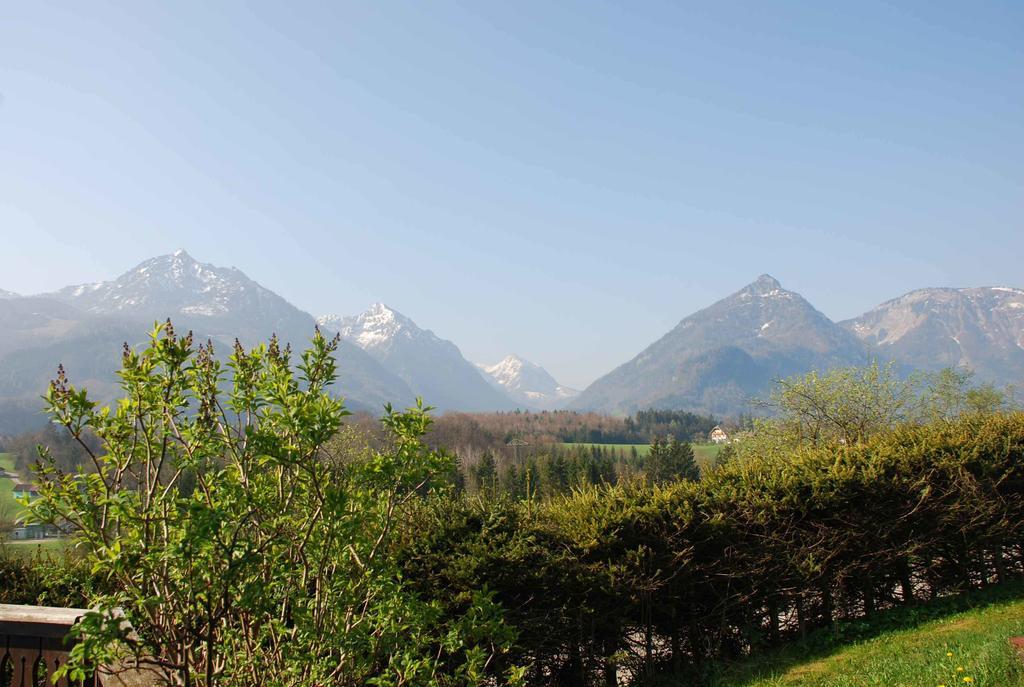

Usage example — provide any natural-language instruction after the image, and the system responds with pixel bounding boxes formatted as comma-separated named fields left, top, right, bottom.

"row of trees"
left=1, top=422, right=101, bottom=473
left=464, top=436, right=701, bottom=498
left=566, top=410, right=720, bottom=445
left=421, top=409, right=722, bottom=467
left=745, top=362, right=1015, bottom=452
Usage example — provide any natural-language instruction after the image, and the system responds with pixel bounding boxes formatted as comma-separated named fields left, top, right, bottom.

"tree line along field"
left=420, top=408, right=724, bottom=454
left=560, top=441, right=724, bottom=464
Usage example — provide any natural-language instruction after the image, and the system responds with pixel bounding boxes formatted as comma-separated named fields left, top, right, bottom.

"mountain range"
left=840, top=287, right=1024, bottom=383
left=316, top=304, right=516, bottom=412
left=0, top=251, right=1021, bottom=432
left=570, top=276, right=1024, bottom=415
left=0, top=251, right=567, bottom=431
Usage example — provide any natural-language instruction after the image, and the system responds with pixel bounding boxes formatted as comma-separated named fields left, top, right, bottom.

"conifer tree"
left=666, top=436, right=700, bottom=482
left=646, top=435, right=700, bottom=483
left=475, top=451, right=498, bottom=494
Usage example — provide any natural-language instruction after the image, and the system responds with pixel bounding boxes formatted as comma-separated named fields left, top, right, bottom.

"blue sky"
left=1, top=1, right=1021, bottom=388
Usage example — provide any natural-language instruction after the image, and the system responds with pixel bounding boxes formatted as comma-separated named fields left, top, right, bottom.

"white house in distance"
left=709, top=426, right=729, bottom=444
left=11, top=483, right=39, bottom=501
left=7, top=481, right=57, bottom=540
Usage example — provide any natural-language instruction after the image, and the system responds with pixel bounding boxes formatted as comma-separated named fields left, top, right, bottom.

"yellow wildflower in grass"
left=956, top=666, right=964, bottom=672
left=963, top=678, right=973, bottom=684
left=946, top=651, right=954, bottom=657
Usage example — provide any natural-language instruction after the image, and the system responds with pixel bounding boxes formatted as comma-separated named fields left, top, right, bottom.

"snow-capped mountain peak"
left=480, top=354, right=530, bottom=388
left=736, top=273, right=794, bottom=302
left=319, top=303, right=441, bottom=352
left=477, top=354, right=579, bottom=409
left=49, top=250, right=256, bottom=317
left=0, top=288, right=20, bottom=299
left=318, top=304, right=516, bottom=411
left=353, top=302, right=405, bottom=345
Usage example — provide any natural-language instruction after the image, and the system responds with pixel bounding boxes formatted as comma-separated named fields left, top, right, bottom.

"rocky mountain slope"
left=841, top=286, right=1024, bottom=384
left=47, top=250, right=316, bottom=345
left=476, top=355, right=578, bottom=410
left=571, top=275, right=871, bottom=415
left=318, top=304, right=517, bottom=412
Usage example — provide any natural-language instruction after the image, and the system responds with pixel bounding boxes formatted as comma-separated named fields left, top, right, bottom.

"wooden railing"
left=0, top=605, right=156, bottom=687
left=0, top=604, right=91, bottom=687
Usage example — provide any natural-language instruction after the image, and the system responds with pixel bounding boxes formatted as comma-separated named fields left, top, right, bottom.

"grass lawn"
left=0, top=452, right=23, bottom=518
left=704, top=583, right=1024, bottom=687
left=0, top=538, right=71, bottom=561
left=560, top=442, right=723, bottom=468
left=693, top=443, right=724, bottom=464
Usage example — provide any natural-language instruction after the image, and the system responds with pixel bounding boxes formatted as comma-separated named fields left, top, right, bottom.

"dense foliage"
left=0, top=553, right=100, bottom=607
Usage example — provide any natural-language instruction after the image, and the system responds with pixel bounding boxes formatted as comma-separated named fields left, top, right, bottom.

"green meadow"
left=0, top=452, right=20, bottom=517
left=0, top=537, right=71, bottom=561
left=704, top=584, right=1024, bottom=687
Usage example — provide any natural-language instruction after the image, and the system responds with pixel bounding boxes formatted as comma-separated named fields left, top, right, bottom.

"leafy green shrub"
left=29, top=323, right=521, bottom=687
left=0, top=551, right=99, bottom=607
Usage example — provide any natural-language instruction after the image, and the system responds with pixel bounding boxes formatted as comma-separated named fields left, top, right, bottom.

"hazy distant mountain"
left=318, top=304, right=517, bottom=412
left=0, top=295, right=145, bottom=433
left=0, top=295, right=87, bottom=359
left=476, top=355, right=578, bottom=410
left=46, top=250, right=316, bottom=345
left=571, top=275, right=871, bottom=415
left=0, top=252, right=414, bottom=432
left=842, top=286, right=1024, bottom=385
left=0, top=288, right=19, bottom=299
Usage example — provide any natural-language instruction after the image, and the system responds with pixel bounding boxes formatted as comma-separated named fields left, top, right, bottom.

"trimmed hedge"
left=397, top=413, right=1024, bottom=685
